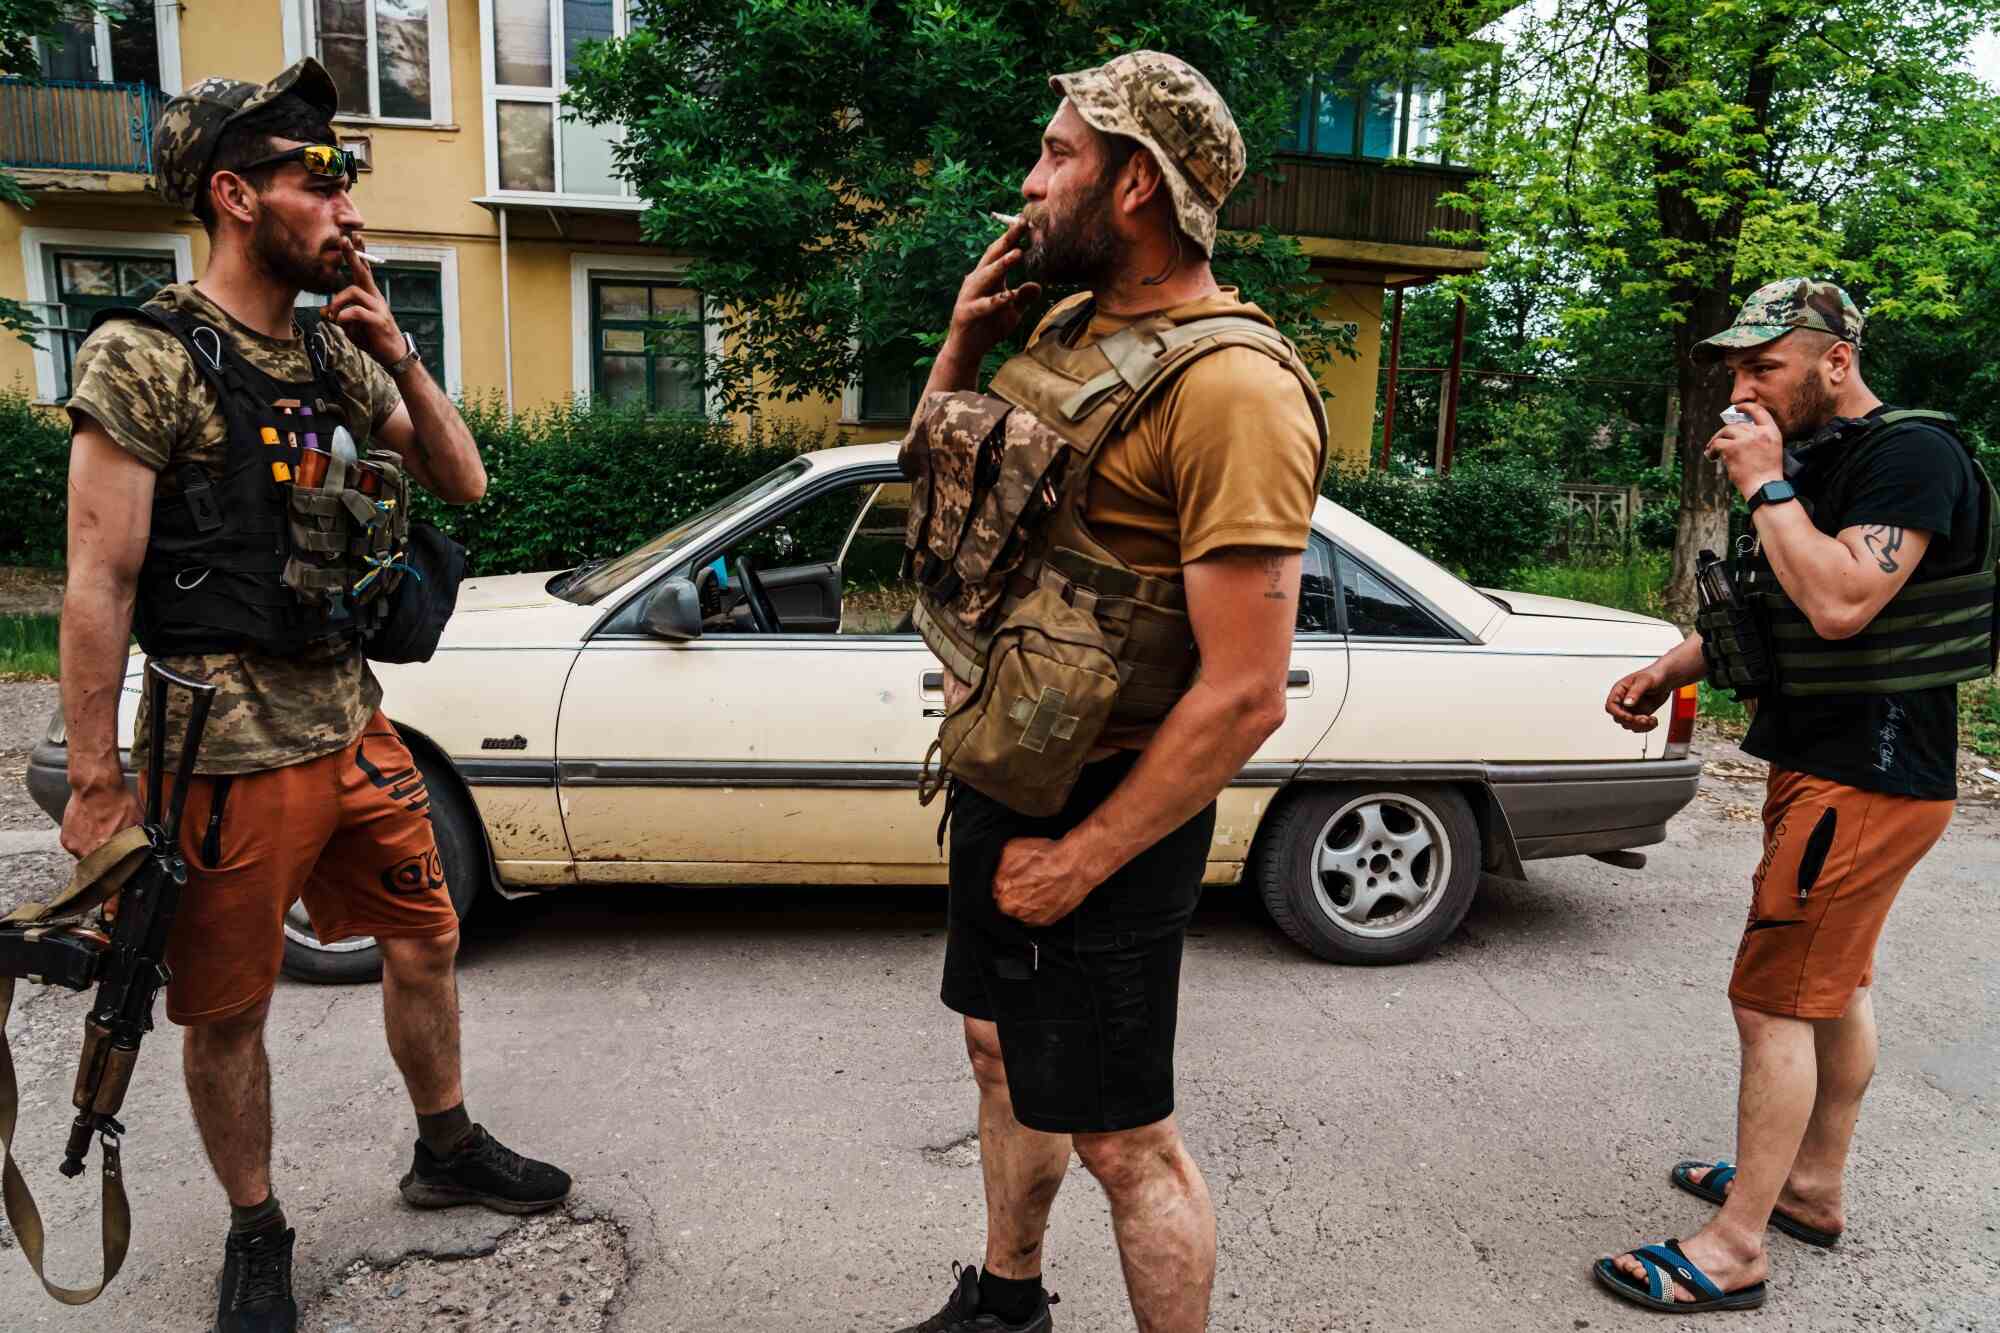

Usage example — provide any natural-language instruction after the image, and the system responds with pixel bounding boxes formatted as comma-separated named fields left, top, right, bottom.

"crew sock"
left=228, top=1194, right=285, bottom=1237
left=978, top=1269, right=1044, bottom=1325
left=417, top=1102, right=475, bottom=1156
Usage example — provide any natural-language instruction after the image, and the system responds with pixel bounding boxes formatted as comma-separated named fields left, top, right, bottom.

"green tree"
left=1435, top=0, right=1999, bottom=621
left=565, top=0, right=1369, bottom=413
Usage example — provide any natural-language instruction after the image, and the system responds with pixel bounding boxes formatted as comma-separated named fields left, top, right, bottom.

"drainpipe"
left=499, top=206, right=514, bottom=416
left=1379, top=285, right=1406, bottom=470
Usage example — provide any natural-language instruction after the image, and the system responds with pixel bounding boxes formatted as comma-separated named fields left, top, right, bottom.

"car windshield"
left=552, top=459, right=813, bottom=605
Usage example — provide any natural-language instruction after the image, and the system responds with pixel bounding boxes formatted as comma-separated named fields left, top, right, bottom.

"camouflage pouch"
left=921, top=586, right=1119, bottom=817
left=282, top=449, right=409, bottom=606
left=949, top=409, right=1074, bottom=632
left=902, top=391, right=1011, bottom=584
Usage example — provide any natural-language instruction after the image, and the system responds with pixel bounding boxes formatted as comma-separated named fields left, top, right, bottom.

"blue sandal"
left=1672, top=1159, right=1842, bottom=1248
left=1593, top=1238, right=1768, bottom=1314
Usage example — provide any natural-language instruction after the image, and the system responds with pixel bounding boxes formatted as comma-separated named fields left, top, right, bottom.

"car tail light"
left=1664, top=684, right=1698, bottom=758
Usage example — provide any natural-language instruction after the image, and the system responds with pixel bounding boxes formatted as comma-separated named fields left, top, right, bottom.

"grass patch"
left=1509, top=551, right=1670, bottom=619
left=1963, top=672, right=2000, bottom=761
left=0, top=614, right=58, bottom=681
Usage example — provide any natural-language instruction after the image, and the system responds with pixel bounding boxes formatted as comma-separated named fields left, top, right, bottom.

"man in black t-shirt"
left=1594, top=280, right=1979, bottom=1315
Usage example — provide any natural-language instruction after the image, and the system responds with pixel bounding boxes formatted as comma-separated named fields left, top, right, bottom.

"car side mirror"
left=640, top=578, right=703, bottom=641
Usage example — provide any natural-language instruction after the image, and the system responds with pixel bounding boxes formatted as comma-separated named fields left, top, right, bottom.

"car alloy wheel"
left=1254, top=782, right=1482, bottom=965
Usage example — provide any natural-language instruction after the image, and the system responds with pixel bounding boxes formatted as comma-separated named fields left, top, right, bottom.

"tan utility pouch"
left=921, top=587, right=1119, bottom=817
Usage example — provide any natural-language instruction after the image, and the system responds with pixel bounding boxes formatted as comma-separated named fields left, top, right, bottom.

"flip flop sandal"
left=1593, top=1238, right=1768, bottom=1314
left=1672, top=1159, right=1843, bottom=1248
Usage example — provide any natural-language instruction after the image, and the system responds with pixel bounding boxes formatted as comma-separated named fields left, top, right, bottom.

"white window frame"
left=286, top=0, right=455, bottom=127
left=18, top=226, right=195, bottom=403
left=568, top=252, right=720, bottom=417
left=359, top=243, right=463, bottom=396
left=29, top=7, right=181, bottom=91
left=480, top=0, right=634, bottom=201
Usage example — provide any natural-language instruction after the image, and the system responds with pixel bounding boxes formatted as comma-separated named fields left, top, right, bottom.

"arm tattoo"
left=1261, top=555, right=1289, bottom=601
left=1862, top=524, right=1904, bottom=574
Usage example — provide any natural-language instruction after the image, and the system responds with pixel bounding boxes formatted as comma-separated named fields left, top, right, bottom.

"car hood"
left=452, top=571, right=566, bottom=613
left=1481, top=589, right=1668, bottom=627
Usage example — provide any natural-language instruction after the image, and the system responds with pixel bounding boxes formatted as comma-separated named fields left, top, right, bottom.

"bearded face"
left=250, top=200, right=346, bottom=296
left=1019, top=161, right=1127, bottom=289
left=1772, top=361, right=1837, bottom=440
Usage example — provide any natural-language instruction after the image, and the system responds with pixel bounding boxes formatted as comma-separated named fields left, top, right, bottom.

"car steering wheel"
left=734, top=555, right=782, bottom=633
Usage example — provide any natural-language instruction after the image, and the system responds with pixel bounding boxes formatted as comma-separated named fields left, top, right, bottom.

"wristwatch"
left=1746, top=479, right=1798, bottom=515
left=384, top=332, right=422, bottom=378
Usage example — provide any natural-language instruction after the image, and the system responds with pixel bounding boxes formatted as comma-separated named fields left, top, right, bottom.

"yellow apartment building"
left=0, top=1, right=1484, bottom=461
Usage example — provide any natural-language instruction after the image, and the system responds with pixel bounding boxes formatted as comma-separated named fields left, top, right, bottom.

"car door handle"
left=921, top=670, right=944, bottom=692
left=1286, top=669, right=1310, bottom=688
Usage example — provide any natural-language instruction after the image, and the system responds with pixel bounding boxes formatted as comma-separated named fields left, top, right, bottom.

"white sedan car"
left=29, top=443, right=1700, bottom=980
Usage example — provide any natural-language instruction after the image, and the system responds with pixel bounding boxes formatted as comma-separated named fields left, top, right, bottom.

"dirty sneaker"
left=398, top=1123, right=571, bottom=1214
left=214, top=1225, right=297, bottom=1333
left=893, top=1262, right=1057, bottom=1332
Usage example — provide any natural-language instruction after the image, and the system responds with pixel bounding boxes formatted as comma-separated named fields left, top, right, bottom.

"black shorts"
left=940, top=753, right=1216, bottom=1134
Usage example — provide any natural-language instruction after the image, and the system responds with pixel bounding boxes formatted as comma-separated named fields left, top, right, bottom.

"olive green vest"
left=908, top=296, right=1330, bottom=724
left=1750, top=410, right=1998, bottom=697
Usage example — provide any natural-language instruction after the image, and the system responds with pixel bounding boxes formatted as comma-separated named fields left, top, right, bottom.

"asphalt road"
left=1, top=680, right=1995, bottom=1331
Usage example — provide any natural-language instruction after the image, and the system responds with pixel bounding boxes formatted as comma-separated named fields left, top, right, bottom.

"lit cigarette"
left=989, top=211, right=1021, bottom=227
left=344, top=245, right=373, bottom=268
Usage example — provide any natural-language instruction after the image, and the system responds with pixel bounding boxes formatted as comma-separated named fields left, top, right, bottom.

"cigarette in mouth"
left=343, top=244, right=372, bottom=267
left=989, top=211, right=1021, bottom=227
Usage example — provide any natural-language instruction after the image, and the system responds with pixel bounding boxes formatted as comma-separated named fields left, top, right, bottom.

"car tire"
left=1255, top=782, right=1481, bottom=965
left=280, top=739, right=484, bottom=985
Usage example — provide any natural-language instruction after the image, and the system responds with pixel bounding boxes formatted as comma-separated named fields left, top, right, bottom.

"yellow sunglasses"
left=238, top=143, right=358, bottom=186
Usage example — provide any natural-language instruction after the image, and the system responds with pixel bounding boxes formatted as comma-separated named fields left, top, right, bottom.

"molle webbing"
left=1755, top=410, right=1999, bottom=697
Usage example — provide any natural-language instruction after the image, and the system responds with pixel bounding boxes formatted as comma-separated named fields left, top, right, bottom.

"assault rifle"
left=0, top=661, right=216, bottom=1304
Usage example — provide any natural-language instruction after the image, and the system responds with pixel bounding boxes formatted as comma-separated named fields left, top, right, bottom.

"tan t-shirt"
left=1029, top=288, right=1326, bottom=745
left=67, top=282, right=403, bottom=775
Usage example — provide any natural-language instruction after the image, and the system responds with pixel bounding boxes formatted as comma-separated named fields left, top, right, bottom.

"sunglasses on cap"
left=237, top=143, right=358, bottom=187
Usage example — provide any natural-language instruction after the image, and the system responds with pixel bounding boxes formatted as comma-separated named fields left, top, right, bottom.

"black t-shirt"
left=1741, top=406, right=1980, bottom=800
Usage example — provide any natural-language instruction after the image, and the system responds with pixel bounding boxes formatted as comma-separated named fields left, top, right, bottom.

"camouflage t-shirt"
left=66, top=282, right=403, bottom=775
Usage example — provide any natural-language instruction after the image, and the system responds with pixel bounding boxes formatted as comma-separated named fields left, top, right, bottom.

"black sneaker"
left=214, top=1225, right=297, bottom=1333
left=398, top=1124, right=571, bottom=1214
left=893, top=1262, right=1057, bottom=1332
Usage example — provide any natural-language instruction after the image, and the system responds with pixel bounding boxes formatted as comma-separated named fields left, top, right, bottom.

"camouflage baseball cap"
left=1050, top=50, right=1245, bottom=256
left=1691, top=278, right=1865, bottom=365
left=154, top=58, right=340, bottom=212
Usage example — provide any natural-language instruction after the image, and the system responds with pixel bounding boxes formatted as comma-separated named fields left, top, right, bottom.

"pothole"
left=923, top=1131, right=981, bottom=1169
left=304, top=1209, right=629, bottom=1332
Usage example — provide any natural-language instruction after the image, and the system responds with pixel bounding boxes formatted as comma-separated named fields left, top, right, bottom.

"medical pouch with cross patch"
left=903, top=294, right=1330, bottom=815
left=926, top=587, right=1120, bottom=816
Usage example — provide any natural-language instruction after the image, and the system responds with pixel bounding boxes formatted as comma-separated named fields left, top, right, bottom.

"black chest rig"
left=94, top=302, right=413, bottom=659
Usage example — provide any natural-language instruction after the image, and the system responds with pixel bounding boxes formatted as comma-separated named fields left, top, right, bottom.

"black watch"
left=1746, top=479, right=1798, bottom=514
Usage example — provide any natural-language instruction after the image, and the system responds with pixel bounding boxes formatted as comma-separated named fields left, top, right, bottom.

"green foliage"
left=0, top=387, right=69, bottom=565
left=0, top=613, right=59, bottom=680
left=1511, top=551, right=1670, bottom=619
left=409, top=398, right=831, bottom=578
left=566, top=0, right=1352, bottom=411
left=1320, top=454, right=1561, bottom=587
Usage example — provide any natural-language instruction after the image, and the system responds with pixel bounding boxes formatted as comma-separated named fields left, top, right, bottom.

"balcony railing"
left=0, top=78, right=165, bottom=175
left=1221, top=156, right=1480, bottom=251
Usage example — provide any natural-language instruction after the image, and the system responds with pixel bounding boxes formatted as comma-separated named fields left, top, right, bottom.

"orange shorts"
left=141, top=711, right=458, bottom=1026
left=1730, top=768, right=1953, bottom=1020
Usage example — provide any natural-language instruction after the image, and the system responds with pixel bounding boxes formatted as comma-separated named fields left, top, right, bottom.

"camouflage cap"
left=154, top=58, right=340, bottom=212
left=1050, top=50, right=1245, bottom=256
left=1691, top=278, right=1865, bottom=365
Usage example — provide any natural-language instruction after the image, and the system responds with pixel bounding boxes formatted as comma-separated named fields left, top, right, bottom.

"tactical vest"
left=1741, top=410, right=1999, bottom=697
left=901, top=297, right=1329, bottom=814
left=92, top=302, right=413, bottom=659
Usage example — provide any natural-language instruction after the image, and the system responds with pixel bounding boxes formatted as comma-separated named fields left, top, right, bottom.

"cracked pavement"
left=2, top=679, right=1995, bottom=1330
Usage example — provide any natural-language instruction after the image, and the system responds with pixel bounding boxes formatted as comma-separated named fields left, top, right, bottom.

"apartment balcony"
left=0, top=78, right=166, bottom=193
left=1221, top=155, right=1485, bottom=277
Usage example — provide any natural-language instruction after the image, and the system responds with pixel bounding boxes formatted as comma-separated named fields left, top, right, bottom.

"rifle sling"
left=0, top=824, right=150, bottom=1304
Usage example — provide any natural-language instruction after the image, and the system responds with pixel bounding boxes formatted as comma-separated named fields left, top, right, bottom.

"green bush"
left=1636, top=498, right=1679, bottom=550
left=0, top=387, right=70, bottom=566
left=1321, top=454, right=1562, bottom=587
left=410, top=398, right=833, bottom=577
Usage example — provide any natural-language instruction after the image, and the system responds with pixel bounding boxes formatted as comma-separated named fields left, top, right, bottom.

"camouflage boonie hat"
left=154, top=58, right=340, bottom=212
left=1050, top=50, right=1245, bottom=256
left=1692, top=278, right=1864, bottom=365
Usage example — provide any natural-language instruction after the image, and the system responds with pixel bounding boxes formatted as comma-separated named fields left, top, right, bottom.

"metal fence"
left=1555, top=482, right=1646, bottom=556
left=0, top=78, right=164, bottom=174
